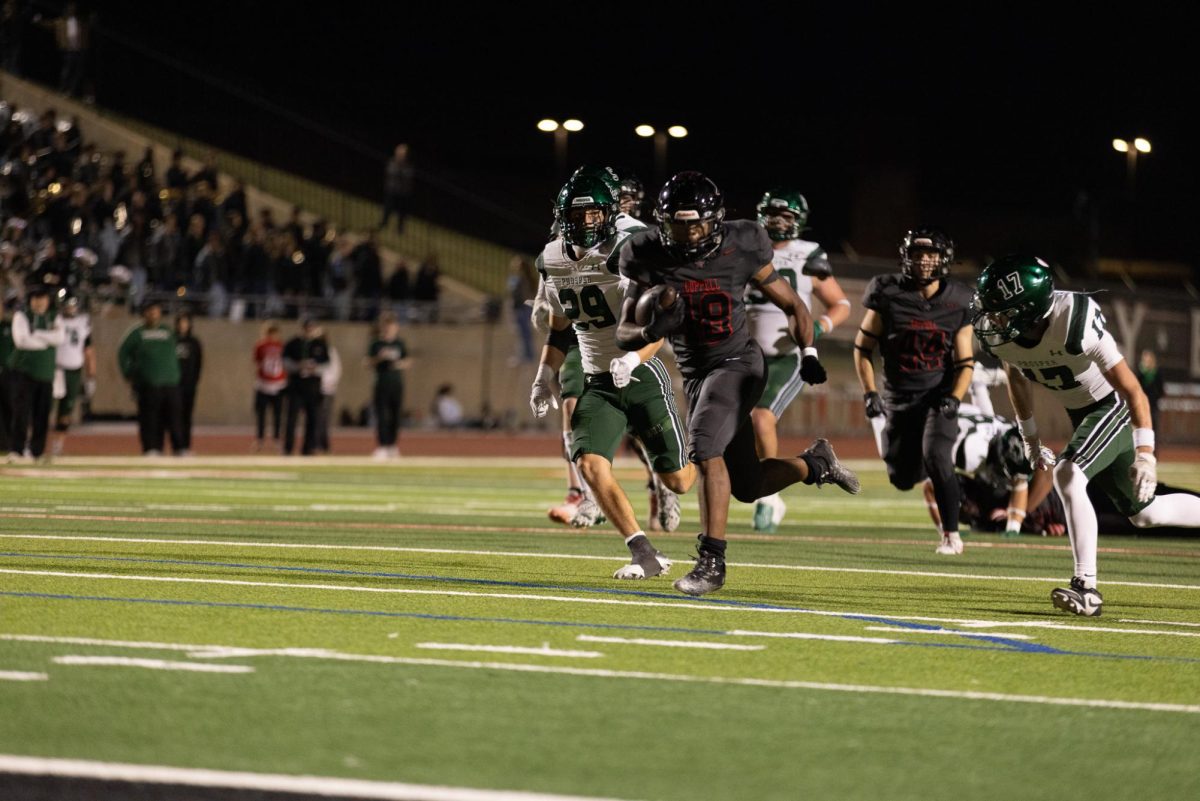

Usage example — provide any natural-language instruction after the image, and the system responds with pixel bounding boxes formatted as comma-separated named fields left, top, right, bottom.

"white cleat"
left=752, top=493, right=787, bottom=532
left=570, top=498, right=606, bottom=528
left=613, top=551, right=672, bottom=580
left=935, top=531, right=964, bottom=555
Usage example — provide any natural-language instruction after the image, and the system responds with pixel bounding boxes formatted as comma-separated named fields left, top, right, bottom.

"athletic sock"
left=800, top=452, right=823, bottom=485
left=698, top=534, right=726, bottom=558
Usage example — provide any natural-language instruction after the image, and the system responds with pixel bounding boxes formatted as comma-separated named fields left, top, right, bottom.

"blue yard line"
left=4, top=590, right=1198, bottom=664
left=849, top=615, right=1062, bottom=654
left=0, top=551, right=1079, bottom=653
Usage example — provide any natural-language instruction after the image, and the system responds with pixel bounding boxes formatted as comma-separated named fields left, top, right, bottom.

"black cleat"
left=803, top=438, right=861, bottom=494
left=674, top=549, right=726, bottom=596
left=1051, top=577, right=1103, bottom=617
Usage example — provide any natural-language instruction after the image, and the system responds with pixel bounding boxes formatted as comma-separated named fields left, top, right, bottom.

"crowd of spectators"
left=1, top=96, right=441, bottom=322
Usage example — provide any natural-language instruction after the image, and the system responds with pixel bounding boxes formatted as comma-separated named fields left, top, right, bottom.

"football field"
left=1, top=456, right=1198, bottom=801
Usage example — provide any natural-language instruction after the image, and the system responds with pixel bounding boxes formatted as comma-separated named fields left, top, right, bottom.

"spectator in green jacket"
left=118, top=300, right=184, bottom=456
left=0, top=293, right=16, bottom=455
left=7, top=286, right=64, bottom=463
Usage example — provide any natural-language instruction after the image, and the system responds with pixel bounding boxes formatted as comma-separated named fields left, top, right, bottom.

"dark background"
left=12, top=2, right=1198, bottom=271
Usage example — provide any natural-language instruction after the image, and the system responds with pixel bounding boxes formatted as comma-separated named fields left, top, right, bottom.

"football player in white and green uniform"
left=530, top=172, right=696, bottom=579
left=51, top=295, right=95, bottom=457
left=743, top=190, right=851, bottom=531
left=974, top=255, right=1200, bottom=616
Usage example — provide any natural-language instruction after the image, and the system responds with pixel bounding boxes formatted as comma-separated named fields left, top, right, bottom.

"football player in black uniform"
left=617, top=171, right=860, bottom=596
left=853, top=228, right=976, bottom=555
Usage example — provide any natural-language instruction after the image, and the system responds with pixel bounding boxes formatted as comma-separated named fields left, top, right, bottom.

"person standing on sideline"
left=380, top=144, right=414, bottom=234
left=317, top=338, right=340, bottom=454
left=368, top=313, right=411, bottom=458
left=118, top=300, right=184, bottom=456
left=7, top=286, right=64, bottom=463
left=174, top=313, right=203, bottom=455
left=51, top=294, right=95, bottom=458
left=0, top=293, right=17, bottom=455
left=253, top=322, right=287, bottom=452
left=281, top=318, right=329, bottom=456
left=1137, top=350, right=1165, bottom=434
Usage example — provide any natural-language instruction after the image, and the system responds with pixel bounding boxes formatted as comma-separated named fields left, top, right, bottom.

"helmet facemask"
left=899, top=229, right=954, bottom=285
left=657, top=208, right=725, bottom=261
left=559, top=201, right=613, bottom=249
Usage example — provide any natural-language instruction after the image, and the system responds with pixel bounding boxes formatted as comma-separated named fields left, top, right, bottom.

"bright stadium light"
left=539, top=118, right=584, bottom=174
left=637, top=124, right=690, bottom=182
left=668, top=125, right=688, bottom=138
left=635, top=124, right=656, bottom=137
left=1113, top=135, right=1152, bottom=200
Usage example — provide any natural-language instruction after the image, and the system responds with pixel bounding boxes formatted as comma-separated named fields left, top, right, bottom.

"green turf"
left=1, top=457, right=1198, bottom=800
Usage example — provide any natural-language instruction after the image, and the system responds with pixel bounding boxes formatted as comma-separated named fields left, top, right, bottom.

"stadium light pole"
left=539, top=119, right=584, bottom=177
left=636, top=124, right=688, bottom=184
left=1112, top=137, right=1151, bottom=200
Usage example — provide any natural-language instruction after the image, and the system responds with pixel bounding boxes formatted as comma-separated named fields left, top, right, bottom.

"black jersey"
left=863, top=273, right=973, bottom=396
left=618, top=220, right=774, bottom=378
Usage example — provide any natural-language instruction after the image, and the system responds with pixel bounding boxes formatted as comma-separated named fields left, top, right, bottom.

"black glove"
left=864, top=391, right=885, bottom=419
left=800, top=354, right=827, bottom=385
left=641, top=299, right=686, bottom=343
left=938, top=395, right=961, bottom=420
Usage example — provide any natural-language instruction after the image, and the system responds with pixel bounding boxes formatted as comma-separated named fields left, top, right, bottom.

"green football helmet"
left=555, top=173, right=620, bottom=248
left=571, top=164, right=621, bottom=196
left=756, top=189, right=810, bottom=241
left=972, top=255, right=1055, bottom=347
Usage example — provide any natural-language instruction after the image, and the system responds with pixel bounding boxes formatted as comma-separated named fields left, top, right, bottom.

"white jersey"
left=55, top=313, right=91, bottom=370
left=989, top=292, right=1123, bottom=410
left=954, top=403, right=1012, bottom=473
left=743, top=238, right=824, bottom=356
left=537, top=215, right=646, bottom=374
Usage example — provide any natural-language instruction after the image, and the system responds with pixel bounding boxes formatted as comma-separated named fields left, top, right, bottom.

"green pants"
left=569, top=357, right=688, bottom=473
left=755, top=352, right=805, bottom=416
left=559, top=346, right=584, bottom=400
left=1062, top=393, right=1150, bottom=517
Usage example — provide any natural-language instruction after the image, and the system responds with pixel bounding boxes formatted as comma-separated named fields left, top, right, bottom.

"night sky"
left=19, top=3, right=1199, bottom=267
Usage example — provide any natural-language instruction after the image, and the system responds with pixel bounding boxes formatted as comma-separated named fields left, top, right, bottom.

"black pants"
left=180, top=383, right=197, bottom=450
left=284, top=379, right=322, bottom=455
left=255, top=391, right=283, bottom=441
left=882, top=391, right=960, bottom=533
left=9, top=372, right=53, bottom=457
left=374, top=380, right=404, bottom=446
left=380, top=193, right=409, bottom=234
left=0, top=370, right=12, bottom=453
left=316, top=395, right=333, bottom=453
left=683, top=344, right=768, bottom=503
left=136, top=384, right=185, bottom=454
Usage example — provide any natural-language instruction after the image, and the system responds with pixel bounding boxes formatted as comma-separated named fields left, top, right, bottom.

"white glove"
left=1023, top=437, right=1057, bottom=471
left=609, top=352, right=641, bottom=389
left=1130, top=452, right=1157, bottom=504
left=529, top=364, right=560, bottom=418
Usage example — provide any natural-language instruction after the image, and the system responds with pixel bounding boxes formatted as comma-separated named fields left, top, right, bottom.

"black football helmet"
left=899, top=227, right=954, bottom=285
left=609, top=166, right=645, bottom=219
left=654, top=171, right=725, bottom=261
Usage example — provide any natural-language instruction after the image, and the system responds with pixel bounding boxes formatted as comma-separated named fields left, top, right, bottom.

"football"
left=634, top=285, right=679, bottom=325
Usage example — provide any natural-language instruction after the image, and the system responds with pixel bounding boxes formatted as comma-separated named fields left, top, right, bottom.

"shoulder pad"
left=801, top=249, right=832, bottom=279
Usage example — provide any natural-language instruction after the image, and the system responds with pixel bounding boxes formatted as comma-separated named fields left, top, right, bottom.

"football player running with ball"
left=973, top=255, right=1200, bottom=616
left=617, top=171, right=859, bottom=597
left=530, top=172, right=697, bottom=580
left=744, top=189, right=851, bottom=531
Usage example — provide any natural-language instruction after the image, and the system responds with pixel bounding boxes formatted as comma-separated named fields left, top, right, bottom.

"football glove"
left=864, top=391, right=885, bottom=419
left=799, top=353, right=827, bottom=385
left=529, top=364, right=560, bottom=418
left=1022, top=437, right=1057, bottom=471
left=1130, top=452, right=1157, bottom=504
left=609, top=352, right=640, bottom=389
left=938, top=395, right=961, bottom=420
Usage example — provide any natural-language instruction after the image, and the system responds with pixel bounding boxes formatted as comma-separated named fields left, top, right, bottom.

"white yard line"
left=414, top=643, right=602, bottom=658
left=6, top=570, right=1200, bottom=640
left=0, top=671, right=48, bottom=681
left=3, top=533, right=1196, bottom=589
left=1118, top=619, right=1200, bottom=627
left=575, top=636, right=764, bottom=651
left=2, top=638, right=1195, bottom=714
left=725, top=630, right=901, bottom=644
left=51, top=656, right=254, bottom=673
left=862, top=627, right=1035, bottom=640
left=0, top=755, right=633, bottom=801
